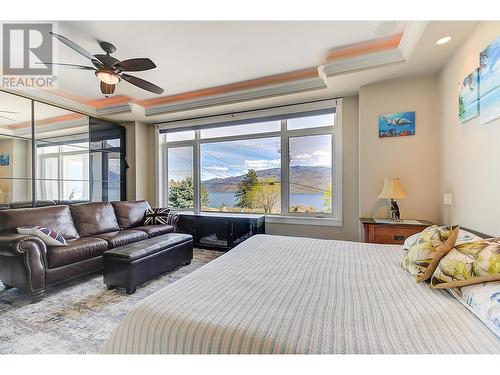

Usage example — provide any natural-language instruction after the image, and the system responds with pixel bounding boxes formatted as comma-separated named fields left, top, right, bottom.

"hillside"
left=202, top=166, right=330, bottom=194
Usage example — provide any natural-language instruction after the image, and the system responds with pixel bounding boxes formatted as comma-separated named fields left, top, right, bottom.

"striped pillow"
left=143, top=207, right=171, bottom=226
left=17, top=225, right=68, bottom=246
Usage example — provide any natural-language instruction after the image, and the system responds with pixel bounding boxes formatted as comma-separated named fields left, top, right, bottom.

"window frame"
left=156, top=99, right=342, bottom=226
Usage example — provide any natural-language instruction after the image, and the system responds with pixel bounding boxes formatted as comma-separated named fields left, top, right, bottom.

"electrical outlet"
left=443, top=193, right=452, bottom=206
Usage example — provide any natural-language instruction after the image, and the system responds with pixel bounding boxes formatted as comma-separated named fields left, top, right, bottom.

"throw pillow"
left=430, top=238, right=500, bottom=288
left=402, top=225, right=460, bottom=281
left=143, top=207, right=171, bottom=226
left=17, top=225, right=68, bottom=246
left=447, top=281, right=499, bottom=337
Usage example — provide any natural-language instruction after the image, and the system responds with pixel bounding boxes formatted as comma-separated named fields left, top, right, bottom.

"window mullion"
left=193, top=130, right=201, bottom=214
left=280, top=119, right=288, bottom=215
left=163, top=144, right=168, bottom=207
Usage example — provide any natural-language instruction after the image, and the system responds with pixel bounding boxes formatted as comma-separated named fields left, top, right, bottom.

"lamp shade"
left=378, top=178, right=407, bottom=199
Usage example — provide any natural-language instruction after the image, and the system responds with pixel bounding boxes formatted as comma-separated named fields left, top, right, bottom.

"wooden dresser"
left=360, top=218, right=433, bottom=245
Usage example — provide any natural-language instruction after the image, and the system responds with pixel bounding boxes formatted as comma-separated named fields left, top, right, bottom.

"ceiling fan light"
left=95, top=70, right=120, bottom=85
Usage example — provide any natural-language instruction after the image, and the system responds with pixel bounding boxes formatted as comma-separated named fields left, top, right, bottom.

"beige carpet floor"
left=0, top=248, right=223, bottom=354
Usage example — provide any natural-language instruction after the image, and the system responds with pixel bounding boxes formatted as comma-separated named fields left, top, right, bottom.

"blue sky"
left=167, top=134, right=332, bottom=182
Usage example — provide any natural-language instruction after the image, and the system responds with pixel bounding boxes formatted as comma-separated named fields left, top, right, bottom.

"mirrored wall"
left=0, top=90, right=126, bottom=209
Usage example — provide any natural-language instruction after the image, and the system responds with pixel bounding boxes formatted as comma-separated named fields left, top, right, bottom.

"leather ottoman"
left=103, top=233, right=193, bottom=294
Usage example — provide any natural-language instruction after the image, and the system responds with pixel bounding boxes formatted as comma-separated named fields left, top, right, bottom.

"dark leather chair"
left=0, top=200, right=177, bottom=298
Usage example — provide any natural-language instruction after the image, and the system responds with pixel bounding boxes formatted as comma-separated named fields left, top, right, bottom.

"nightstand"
left=360, top=218, right=433, bottom=244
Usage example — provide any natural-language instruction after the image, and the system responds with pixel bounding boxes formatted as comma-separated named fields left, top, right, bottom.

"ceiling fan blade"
left=49, top=32, right=98, bottom=62
left=118, top=58, right=156, bottom=72
left=38, top=62, right=96, bottom=70
left=121, top=73, right=164, bottom=95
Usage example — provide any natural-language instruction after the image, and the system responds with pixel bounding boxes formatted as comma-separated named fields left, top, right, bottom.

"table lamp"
left=378, top=178, right=407, bottom=221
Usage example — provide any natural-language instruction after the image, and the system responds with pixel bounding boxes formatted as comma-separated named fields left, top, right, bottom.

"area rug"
left=0, top=249, right=223, bottom=354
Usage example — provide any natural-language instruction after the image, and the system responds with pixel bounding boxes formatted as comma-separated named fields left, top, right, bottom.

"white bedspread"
left=102, top=234, right=500, bottom=354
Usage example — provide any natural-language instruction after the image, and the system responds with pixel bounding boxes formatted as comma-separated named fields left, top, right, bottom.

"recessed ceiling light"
left=436, top=36, right=452, bottom=45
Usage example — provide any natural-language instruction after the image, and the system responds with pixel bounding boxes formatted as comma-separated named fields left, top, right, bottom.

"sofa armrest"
left=167, top=212, right=180, bottom=232
left=0, top=233, right=47, bottom=257
left=0, top=233, right=48, bottom=294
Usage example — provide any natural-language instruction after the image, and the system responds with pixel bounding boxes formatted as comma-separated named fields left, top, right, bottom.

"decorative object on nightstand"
left=360, top=218, right=433, bottom=245
left=378, top=177, right=407, bottom=221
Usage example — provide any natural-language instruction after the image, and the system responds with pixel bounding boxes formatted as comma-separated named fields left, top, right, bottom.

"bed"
left=102, top=234, right=499, bottom=354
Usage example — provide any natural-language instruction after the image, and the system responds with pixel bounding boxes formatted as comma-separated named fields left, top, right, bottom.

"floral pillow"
left=448, top=281, right=499, bottom=337
left=430, top=238, right=500, bottom=288
left=402, top=225, right=460, bottom=282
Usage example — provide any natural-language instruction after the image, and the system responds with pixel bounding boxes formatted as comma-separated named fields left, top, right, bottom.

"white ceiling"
left=0, top=20, right=479, bottom=124
left=54, top=21, right=408, bottom=99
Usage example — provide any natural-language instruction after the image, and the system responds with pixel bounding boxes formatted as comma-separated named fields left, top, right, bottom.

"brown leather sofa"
left=0, top=200, right=177, bottom=298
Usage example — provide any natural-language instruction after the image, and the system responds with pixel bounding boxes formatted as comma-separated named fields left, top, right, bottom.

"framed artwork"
left=479, top=36, right=500, bottom=125
left=459, top=68, right=480, bottom=123
left=0, top=154, right=9, bottom=166
left=378, top=111, right=415, bottom=138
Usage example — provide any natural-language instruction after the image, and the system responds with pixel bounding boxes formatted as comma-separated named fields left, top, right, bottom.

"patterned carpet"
left=0, top=249, right=223, bottom=354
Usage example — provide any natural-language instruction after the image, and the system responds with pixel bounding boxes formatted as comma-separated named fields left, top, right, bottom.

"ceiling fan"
left=0, top=110, right=20, bottom=122
left=44, top=32, right=164, bottom=96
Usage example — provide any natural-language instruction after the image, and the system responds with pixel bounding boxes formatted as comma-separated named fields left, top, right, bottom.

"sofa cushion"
left=94, top=230, right=148, bottom=249
left=47, top=237, right=109, bottom=268
left=112, top=200, right=150, bottom=229
left=134, top=225, right=174, bottom=238
left=0, top=205, right=79, bottom=239
left=70, top=202, right=120, bottom=237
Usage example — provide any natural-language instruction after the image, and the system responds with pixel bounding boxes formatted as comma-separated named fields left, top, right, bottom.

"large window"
left=158, top=99, right=342, bottom=221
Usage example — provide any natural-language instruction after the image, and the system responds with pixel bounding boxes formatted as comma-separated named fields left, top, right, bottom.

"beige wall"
left=124, top=121, right=155, bottom=203
left=437, top=21, right=500, bottom=236
left=359, top=76, right=439, bottom=229
left=265, top=95, right=360, bottom=241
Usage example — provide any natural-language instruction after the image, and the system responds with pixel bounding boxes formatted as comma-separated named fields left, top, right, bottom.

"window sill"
left=265, top=215, right=343, bottom=227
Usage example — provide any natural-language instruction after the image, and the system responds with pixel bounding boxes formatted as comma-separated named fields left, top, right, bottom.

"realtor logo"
left=2, top=23, right=53, bottom=75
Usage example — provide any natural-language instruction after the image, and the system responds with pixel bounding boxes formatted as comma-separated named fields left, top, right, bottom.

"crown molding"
left=398, top=21, right=429, bottom=58
left=144, top=74, right=327, bottom=116
left=323, top=48, right=406, bottom=77
left=95, top=103, right=133, bottom=116
left=322, top=21, right=428, bottom=77
left=2, top=68, right=328, bottom=120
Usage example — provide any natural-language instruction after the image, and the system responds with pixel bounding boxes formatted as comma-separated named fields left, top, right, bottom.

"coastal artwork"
left=479, top=36, right=500, bottom=125
left=378, top=111, right=415, bottom=138
left=458, top=69, right=479, bottom=123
